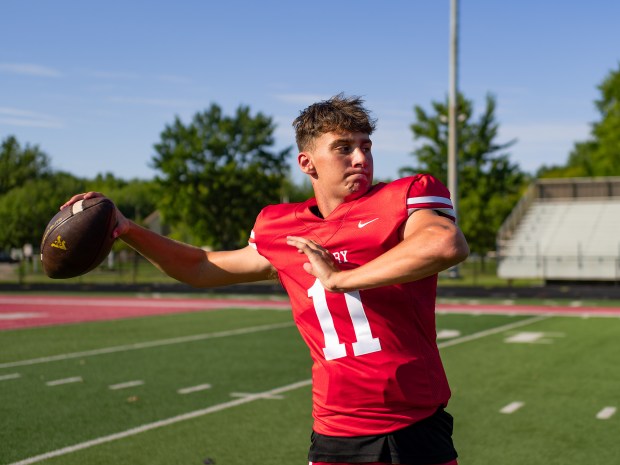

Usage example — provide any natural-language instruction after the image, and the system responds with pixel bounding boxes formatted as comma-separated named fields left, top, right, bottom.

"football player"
left=63, top=94, right=469, bottom=465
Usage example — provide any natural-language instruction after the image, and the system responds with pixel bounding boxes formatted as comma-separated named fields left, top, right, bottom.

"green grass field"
left=1, top=302, right=618, bottom=464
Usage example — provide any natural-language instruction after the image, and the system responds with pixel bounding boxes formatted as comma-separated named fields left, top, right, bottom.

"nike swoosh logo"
left=358, top=218, right=379, bottom=228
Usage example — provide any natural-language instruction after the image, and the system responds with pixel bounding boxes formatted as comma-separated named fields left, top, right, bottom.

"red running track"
left=0, top=295, right=291, bottom=330
left=1, top=295, right=619, bottom=331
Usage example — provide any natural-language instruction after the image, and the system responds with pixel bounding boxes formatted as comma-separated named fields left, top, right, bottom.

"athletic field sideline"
left=1, top=294, right=618, bottom=464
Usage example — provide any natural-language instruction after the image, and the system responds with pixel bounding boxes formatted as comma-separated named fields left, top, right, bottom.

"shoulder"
left=257, top=200, right=308, bottom=222
left=389, top=173, right=449, bottom=195
left=399, top=174, right=455, bottom=221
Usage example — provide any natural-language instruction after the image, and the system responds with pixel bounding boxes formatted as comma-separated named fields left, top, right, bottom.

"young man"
left=62, top=94, right=469, bottom=464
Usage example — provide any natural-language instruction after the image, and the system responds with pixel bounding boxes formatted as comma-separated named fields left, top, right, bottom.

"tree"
left=538, top=63, right=620, bottom=178
left=0, top=172, right=86, bottom=249
left=401, top=93, right=527, bottom=258
left=85, top=173, right=160, bottom=222
left=152, top=104, right=292, bottom=249
left=0, top=135, right=51, bottom=195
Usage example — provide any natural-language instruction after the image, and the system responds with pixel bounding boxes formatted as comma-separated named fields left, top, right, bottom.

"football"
left=40, top=197, right=117, bottom=279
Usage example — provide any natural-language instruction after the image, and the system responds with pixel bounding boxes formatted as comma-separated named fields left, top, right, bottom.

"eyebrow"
left=329, top=137, right=372, bottom=149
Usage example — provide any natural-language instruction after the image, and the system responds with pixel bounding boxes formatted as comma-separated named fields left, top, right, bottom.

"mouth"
left=345, top=172, right=372, bottom=193
left=346, top=170, right=371, bottom=180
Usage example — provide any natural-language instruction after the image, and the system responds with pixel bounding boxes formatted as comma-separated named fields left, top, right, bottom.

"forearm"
left=120, top=221, right=267, bottom=288
left=330, top=223, right=469, bottom=292
left=119, top=221, right=210, bottom=286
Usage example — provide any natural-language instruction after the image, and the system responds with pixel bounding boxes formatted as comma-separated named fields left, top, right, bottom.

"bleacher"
left=497, top=177, right=620, bottom=282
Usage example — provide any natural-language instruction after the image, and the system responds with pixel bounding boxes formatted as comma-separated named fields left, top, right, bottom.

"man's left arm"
left=287, top=209, right=469, bottom=293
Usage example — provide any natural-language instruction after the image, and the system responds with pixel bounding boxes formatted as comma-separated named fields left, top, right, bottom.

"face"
left=299, top=131, right=374, bottom=203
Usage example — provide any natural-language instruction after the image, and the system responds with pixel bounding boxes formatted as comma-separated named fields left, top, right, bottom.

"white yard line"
left=108, top=380, right=144, bottom=390
left=500, top=401, right=525, bottom=414
left=438, top=315, right=549, bottom=349
left=8, top=379, right=313, bottom=465
left=0, top=322, right=294, bottom=369
left=45, top=377, right=82, bottom=387
left=596, top=406, right=617, bottom=420
left=177, top=383, right=212, bottom=395
left=0, top=372, right=21, bottom=381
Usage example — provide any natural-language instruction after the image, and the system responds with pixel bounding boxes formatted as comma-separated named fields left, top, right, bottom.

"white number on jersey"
left=308, top=279, right=382, bottom=360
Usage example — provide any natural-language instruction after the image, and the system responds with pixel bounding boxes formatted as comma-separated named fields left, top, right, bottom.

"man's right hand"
left=61, top=192, right=130, bottom=239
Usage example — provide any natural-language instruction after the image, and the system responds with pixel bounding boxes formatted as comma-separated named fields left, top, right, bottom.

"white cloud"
left=0, top=107, right=63, bottom=128
left=500, top=121, right=592, bottom=171
left=158, top=74, right=192, bottom=84
left=500, top=122, right=591, bottom=145
left=82, top=69, right=140, bottom=80
left=273, top=93, right=329, bottom=106
left=108, top=96, right=195, bottom=108
left=0, top=63, right=62, bottom=77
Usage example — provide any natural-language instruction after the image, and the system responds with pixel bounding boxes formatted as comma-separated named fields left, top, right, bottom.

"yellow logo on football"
left=51, top=235, right=67, bottom=251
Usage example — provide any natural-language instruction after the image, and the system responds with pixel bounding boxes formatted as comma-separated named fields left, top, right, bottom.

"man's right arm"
left=61, top=192, right=274, bottom=288
left=120, top=221, right=274, bottom=288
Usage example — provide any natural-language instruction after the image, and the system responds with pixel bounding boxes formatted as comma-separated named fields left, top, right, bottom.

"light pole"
left=448, top=0, right=460, bottom=278
left=448, top=0, right=459, bottom=219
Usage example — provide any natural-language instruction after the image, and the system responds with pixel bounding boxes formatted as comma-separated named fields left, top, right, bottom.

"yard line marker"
left=177, top=383, right=212, bottom=394
left=230, top=392, right=284, bottom=400
left=109, top=380, right=144, bottom=390
left=596, top=406, right=617, bottom=420
left=438, top=315, right=549, bottom=349
left=500, top=401, right=525, bottom=414
left=7, top=378, right=313, bottom=465
left=0, top=322, right=294, bottom=369
left=0, top=372, right=21, bottom=381
left=46, top=376, right=82, bottom=386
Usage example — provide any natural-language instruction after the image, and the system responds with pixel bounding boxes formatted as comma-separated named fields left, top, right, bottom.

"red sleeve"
left=405, top=174, right=456, bottom=222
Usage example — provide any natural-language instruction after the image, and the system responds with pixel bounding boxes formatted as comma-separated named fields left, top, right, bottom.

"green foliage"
left=152, top=103, right=291, bottom=249
left=0, top=172, right=86, bottom=249
left=0, top=135, right=51, bottom=195
left=402, top=93, right=527, bottom=256
left=539, top=63, right=620, bottom=177
left=85, top=172, right=160, bottom=222
left=283, top=177, right=314, bottom=203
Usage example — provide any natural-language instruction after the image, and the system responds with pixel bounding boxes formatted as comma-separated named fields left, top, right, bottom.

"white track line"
left=7, top=314, right=549, bottom=465
left=0, top=296, right=289, bottom=309
left=46, top=377, right=83, bottom=387
left=8, top=379, right=313, bottom=465
left=0, top=322, right=294, bottom=369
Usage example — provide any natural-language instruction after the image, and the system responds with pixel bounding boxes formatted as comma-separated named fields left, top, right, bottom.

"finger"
left=287, top=236, right=324, bottom=251
left=60, top=191, right=104, bottom=210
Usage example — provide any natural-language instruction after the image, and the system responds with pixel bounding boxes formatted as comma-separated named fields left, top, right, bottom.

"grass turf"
left=1, top=305, right=618, bottom=464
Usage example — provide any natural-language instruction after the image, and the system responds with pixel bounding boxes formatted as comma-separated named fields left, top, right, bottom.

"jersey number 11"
left=308, top=279, right=382, bottom=360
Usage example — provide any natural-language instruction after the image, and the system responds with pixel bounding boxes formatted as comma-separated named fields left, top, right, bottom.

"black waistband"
left=308, top=408, right=458, bottom=464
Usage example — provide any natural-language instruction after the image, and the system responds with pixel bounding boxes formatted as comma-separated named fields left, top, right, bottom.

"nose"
left=352, top=147, right=370, bottom=168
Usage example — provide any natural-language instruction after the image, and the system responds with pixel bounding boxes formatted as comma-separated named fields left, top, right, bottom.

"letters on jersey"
left=249, top=174, right=455, bottom=436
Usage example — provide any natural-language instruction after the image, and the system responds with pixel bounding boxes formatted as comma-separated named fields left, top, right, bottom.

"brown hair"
left=292, top=93, right=377, bottom=151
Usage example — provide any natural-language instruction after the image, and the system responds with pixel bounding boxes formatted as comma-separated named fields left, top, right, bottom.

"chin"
left=346, top=183, right=371, bottom=199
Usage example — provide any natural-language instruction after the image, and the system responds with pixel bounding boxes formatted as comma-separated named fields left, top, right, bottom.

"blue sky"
left=2, top=1, right=619, bottom=184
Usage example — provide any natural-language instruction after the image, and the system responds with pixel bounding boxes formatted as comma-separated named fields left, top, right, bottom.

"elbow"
left=441, top=230, right=470, bottom=267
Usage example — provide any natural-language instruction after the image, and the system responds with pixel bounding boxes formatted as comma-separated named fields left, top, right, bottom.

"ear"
left=298, top=152, right=316, bottom=175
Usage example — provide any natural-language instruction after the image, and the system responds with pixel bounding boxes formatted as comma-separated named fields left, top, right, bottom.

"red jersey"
left=249, top=174, right=456, bottom=436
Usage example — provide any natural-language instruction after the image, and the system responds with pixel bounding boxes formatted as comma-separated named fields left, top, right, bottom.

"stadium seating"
left=497, top=178, right=620, bottom=282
